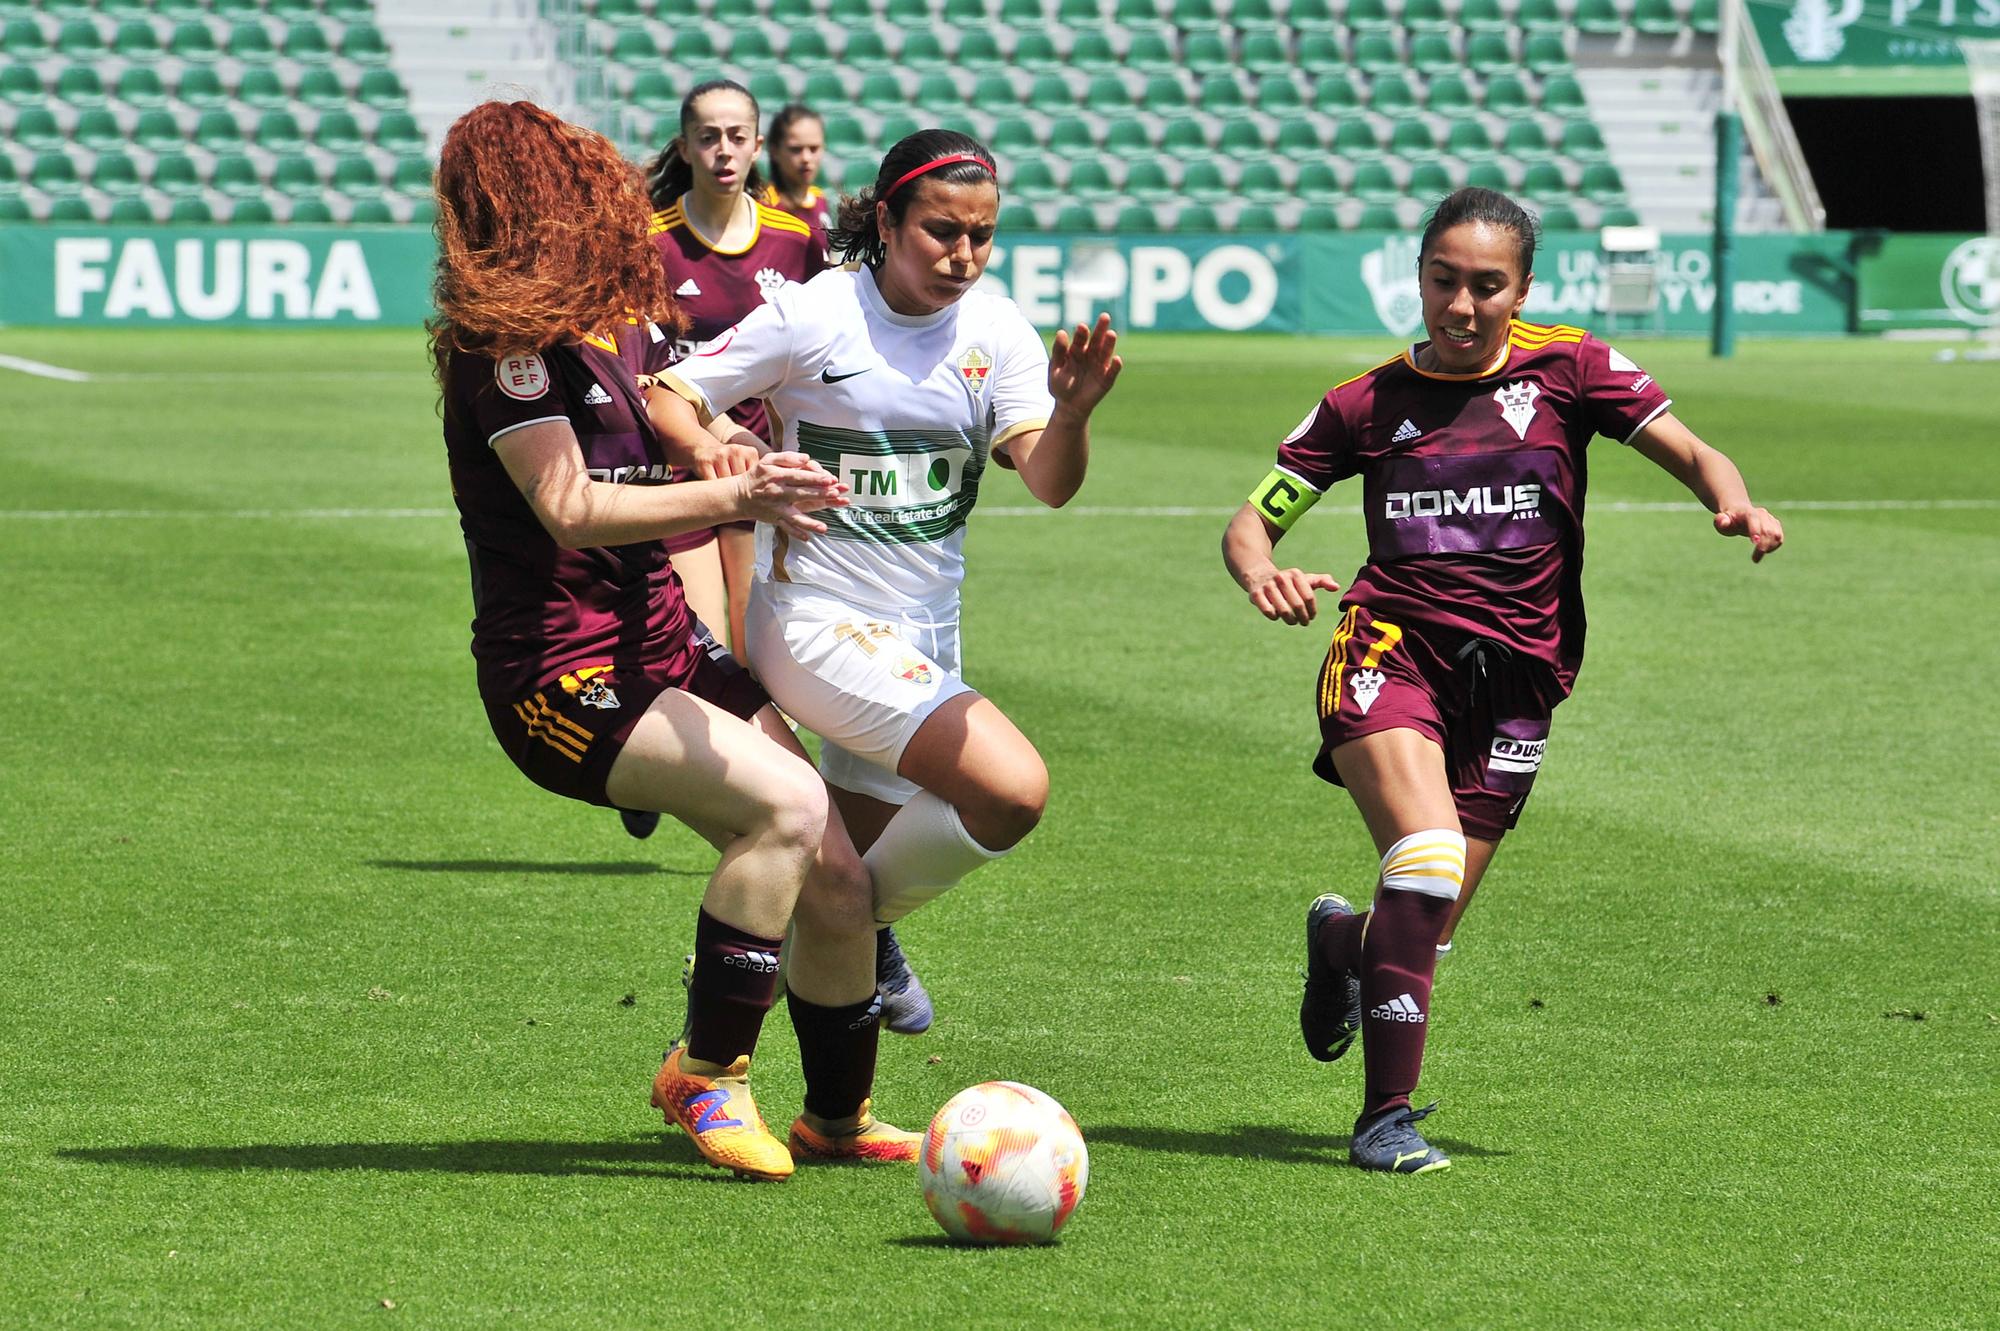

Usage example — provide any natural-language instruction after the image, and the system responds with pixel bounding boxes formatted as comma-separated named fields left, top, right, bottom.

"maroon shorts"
left=1311, top=604, right=1566, bottom=841
left=664, top=526, right=719, bottom=557
left=483, top=626, right=768, bottom=807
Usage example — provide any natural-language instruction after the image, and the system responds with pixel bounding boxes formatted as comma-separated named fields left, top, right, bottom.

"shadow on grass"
left=366, top=859, right=707, bottom=878
left=1089, top=1124, right=1509, bottom=1162
left=56, top=1136, right=740, bottom=1182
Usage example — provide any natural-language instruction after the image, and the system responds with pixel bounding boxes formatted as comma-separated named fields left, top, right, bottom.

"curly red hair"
left=429, top=101, right=679, bottom=379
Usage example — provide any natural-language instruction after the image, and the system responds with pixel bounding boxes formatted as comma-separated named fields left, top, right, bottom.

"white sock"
left=865, top=790, right=1007, bottom=924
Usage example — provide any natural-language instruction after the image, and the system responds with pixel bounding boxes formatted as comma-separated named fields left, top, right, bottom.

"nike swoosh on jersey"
left=820, top=366, right=871, bottom=383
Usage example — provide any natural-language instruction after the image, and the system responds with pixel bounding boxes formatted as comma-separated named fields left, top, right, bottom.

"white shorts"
left=745, top=580, right=973, bottom=804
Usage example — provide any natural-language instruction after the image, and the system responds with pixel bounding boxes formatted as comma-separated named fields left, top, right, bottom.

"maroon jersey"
left=649, top=196, right=826, bottom=443
left=1273, top=320, right=1672, bottom=688
left=442, top=320, right=696, bottom=698
left=761, top=182, right=834, bottom=253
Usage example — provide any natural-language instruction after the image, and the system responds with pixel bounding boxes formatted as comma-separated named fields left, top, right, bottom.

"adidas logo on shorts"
left=1370, top=992, right=1426, bottom=1023
left=676, top=278, right=702, bottom=297
left=583, top=383, right=614, bottom=406
left=1392, top=419, right=1423, bottom=444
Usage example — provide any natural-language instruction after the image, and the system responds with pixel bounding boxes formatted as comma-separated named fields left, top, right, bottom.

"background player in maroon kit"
left=1222, top=188, right=1784, bottom=1174
left=761, top=103, right=833, bottom=249
left=431, top=100, right=919, bottom=1180
left=645, top=80, right=826, bottom=663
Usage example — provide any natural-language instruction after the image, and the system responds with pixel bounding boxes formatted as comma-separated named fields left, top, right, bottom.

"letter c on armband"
left=1250, top=468, right=1322, bottom=532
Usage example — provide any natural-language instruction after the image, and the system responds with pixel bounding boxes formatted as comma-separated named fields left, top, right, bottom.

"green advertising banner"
left=0, top=224, right=436, bottom=326
left=1747, top=0, right=1989, bottom=93
left=0, top=224, right=1857, bottom=336
left=1855, top=232, right=2000, bottom=328
left=979, top=232, right=1855, bottom=337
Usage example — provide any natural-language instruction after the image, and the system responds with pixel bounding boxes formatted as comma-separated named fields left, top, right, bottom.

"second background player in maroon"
left=646, top=79, right=827, bottom=660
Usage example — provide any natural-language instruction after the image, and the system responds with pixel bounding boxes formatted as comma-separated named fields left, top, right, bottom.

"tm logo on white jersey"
left=1371, top=993, right=1426, bottom=1023
left=841, top=449, right=969, bottom=507
left=1495, top=380, right=1540, bottom=440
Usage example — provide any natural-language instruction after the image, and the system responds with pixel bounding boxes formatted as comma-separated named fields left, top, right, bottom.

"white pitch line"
left=0, top=499, right=1995, bottom=521
left=0, top=353, right=92, bottom=383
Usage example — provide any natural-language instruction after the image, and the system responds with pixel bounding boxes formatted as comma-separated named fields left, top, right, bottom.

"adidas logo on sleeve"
left=1369, top=992, right=1427, bottom=1023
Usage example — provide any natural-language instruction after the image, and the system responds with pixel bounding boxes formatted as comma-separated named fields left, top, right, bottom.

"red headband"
left=883, top=153, right=993, bottom=203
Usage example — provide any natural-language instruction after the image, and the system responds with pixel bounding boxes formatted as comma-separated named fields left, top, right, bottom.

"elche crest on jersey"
left=957, top=347, right=992, bottom=392
left=495, top=351, right=550, bottom=401
left=1349, top=668, right=1385, bottom=714
left=1494, top=380, right=1540, bottom=440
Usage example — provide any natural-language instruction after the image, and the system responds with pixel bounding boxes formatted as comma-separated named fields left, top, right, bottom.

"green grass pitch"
left=1, top=327, right=1994, bottom=1328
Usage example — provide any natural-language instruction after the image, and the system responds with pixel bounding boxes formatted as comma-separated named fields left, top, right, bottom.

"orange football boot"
left=650, top=1047, right=793, bottom=1181
left=787, top=1098, right=922, bottom=1164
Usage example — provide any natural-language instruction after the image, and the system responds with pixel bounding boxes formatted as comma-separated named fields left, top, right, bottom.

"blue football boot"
left=875, top=926, right=933, bottom=1036
left=1302, top=893, right=1363, bottom=1062
left=1350, top=1102, right=1452, bottom=1174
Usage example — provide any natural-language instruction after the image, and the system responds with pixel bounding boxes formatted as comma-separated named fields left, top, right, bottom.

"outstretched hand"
left=1244, top=566, right=1343, bottom=626
left=736, top=452, right=848, bottom=538
left=1714, top=505, right=1784, bottom=562
left=1048, top=313, right=1123, bottom=416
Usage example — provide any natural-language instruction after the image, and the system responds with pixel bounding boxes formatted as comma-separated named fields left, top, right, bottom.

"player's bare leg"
left=718, top=524, right=756, bottom=668
left=827, top=786, right=933, bottom=1036
left=671, top=536, right=730, bottom=650
left=1436, top=837, right=1499, bottom=953
left=1313, top=727, right=1462, bottom=1173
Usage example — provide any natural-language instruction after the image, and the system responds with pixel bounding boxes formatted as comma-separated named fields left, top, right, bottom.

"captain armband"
left=1248, top=468, right=1323, bottom=532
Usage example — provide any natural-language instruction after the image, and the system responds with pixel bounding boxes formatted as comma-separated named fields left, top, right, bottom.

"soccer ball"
left=919, top=1081, right=1089, bottom=1245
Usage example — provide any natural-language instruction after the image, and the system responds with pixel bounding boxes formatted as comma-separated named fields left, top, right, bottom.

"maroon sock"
left=1316, top=909, right=1368, bottom=974
left=788, top=991, right=882, bottom=1120
left=683, top=908, right=783, bottom=1066
left=1359, top=888, right=1453, bottom=1118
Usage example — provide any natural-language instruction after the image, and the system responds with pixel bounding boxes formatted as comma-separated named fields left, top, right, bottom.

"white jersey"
left=659, top=265, right=1054, bottom=614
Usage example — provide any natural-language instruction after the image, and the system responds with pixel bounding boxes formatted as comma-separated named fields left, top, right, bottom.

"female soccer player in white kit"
left=649, top=130, right=1123, bottom=1029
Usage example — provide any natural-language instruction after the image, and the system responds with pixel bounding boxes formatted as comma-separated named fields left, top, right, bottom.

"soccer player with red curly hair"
left=430, top=100, right=920, bottom=1179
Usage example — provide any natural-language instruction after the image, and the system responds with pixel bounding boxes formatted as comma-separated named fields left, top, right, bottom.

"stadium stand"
left=0, top=0, right=431, bottom=222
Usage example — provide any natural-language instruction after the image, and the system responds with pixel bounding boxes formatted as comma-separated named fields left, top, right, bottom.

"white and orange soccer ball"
left=919, top=1081, right=1088, bottom=1245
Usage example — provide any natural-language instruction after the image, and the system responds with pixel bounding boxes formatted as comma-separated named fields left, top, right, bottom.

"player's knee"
left=756, top=765, right=830, bottom=862
left=1378, top=828, right=1467, bottom=901
left=964, top=754, right=1048, bottom=851
left=795, top=845, right=874, bottom=939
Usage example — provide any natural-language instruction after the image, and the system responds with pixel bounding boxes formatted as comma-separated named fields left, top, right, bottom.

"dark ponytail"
left=827, top=129, right=998, bottom=269
left=1418, top=187, right=1540, bottom=279
left=765, top=103, right=824, bottom=200
left=645, top=79, right=766, bottom=210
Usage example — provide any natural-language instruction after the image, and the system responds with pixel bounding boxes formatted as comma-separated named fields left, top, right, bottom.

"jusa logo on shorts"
left=1489, top=735, right=1546, bottom=775
left=1383, top=485, right=1542, bottom=520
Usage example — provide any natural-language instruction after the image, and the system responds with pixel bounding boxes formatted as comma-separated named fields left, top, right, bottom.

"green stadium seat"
left=1467, top=32, right=1515, bottom=76
left=1352, top=160, right=1398, bottom=201
left=1411, top=33, right=1458, bottom=76
left=357, top=69, right=409, bottom=110
left=316, top=111, right=366, bottom=153
left=174, top=65, right=228, bottom=109
left=994, top=0, right=1040, bottom=24
left=877, top=112, right=923, bottom=144
left=31, top=151, right=83, bottom=195
left=1344, top=0, right=1394, bottom=29
left=1071, top=30, right=1118, bottom=70
left=1169, top=0, right=1222, bottom=28
left=729, top=29, right=777, bottom=68
left=1407, top=160, right=1455, bottom=200
left=0, top=61, right=40, bottom=105
left=1580, top=161, right=1625, bottom=203
left=713, top=0, right=762, bottom=21
left=1056, top=0, right=1104, bottom=29
left=1483, top=73, right=1534, bottom=117
left=1501, top=119, right=1553, bottom=158
left=1024, top=71, right=1068, bottom=111
left=1233, top=203, right=1280, bottom=231
left=112, top=19, right=160, bottom=59
left=1542, top=74, right=1590, bottom=117
left=48, top=196, right=97, bottom=222
left=390, top=156, right=433, bottom=195
left=1368, top=73, right=1418, bottom=113
left=1174, top=202, right=1220, bottom=231
left=296, top=68, right=348, bottom=110
left=108, top=196, right=156, bottom=223
left=1197, top=73, right=1245, bottom=111
left=1115, top=202, right=1161, bottom=232
left=827, top=0, right=874, bottom=22
left=1217, top=119, right=1266, bottom=156
left=1633, top=0, right=1683, bottom=33
left=743, top=70, right=790, bottom=107
left=1180, top=29, right=1229, bottom=75
left=997, top=201, right=1040, bottom=232
left=289, top=196, right=336, bottom=223
left=1297, top=32, right=1345, bottom=73
left=1403, top=0, right=1452, bottom=29
left=1048, top=121, right=1096, bottom=155
left=1084, top=72, right=1131, bottom=109
left=1387, top=119, right=1439, bottom=159
left=1599, top=204, right=1642, bottom=226
left=957, top=30, right=1005, bottom=69
left=1533, top=202, right=1579, bottom=230
left=151, top=152, right=203, bottom=196
left=0, top=18, right=47, bottom=60
left=14, top=105, right=63, bottom=151
left=1182, top=159, right=1228, bottom=201
left=838, top=29, right=887, bottom=69
left=269, top=0, right=319, bottom=17
left=271, top=153, right=321, bottom=198
left=799, top=70, right=845, bottom=106
left=1464, top=161, right=1514, bottom=191
left=1069, top=159, right=1115, bottom=198
left=74, top=107, right=123, bottom=152
left=0, top=150, right=15, bottom=188
left=92, top=151, right=144, bottom=197
left=988, top=116, right=1038, bottom=155
left=230, top=197, right=276, bottom=224
left=596, top=0, right=648, bottom=23
left=1142, top=73, right=1190, bottom=111
left=133, top=108, right=181, bottom=152
left=1009, top=159, right=1060, bottom=198
left=375, top=112, right=425, bottom=157
left=1159, top=119, right=1207, bottom=154
left=1239, top=160, right=1285, bottom=200
left=1559, top=121, right=1610, bottom=160
left=1459, top=0, right=1509, bottom=30
left=783, top=29, right=834, bottom=69
left=342, top=22, right=391, bottom=66
left=1124, top=157, right=1174, bottom=199
left=1691, top=0, right=1720, bottom=33
left=1114, top=0, right=1166, bottom=29
left=1104, top=117, right=1154, bottom=154
left=1274, top=119, right=1322, bottom=155
left=767, top=0, right=816, bottom=19
left=1426, top=74, right=1475, bottom=114
left=1520, top=160, right=1569, bottom=196
left=1525, top=32, right=1573, bottom=74
left=115, top=65, right=169, bottom=108
left=1297, top=203, right=1342, bottom=230
left=916, top=72, right=961, bottom=112
left=331, top=154, right=382, bottom=196
left=1232, top=0, right=1281, bottom=29
left=349, top=197, right=397, bottom=224
left=1015, top=31, right=1062, bottom=71
left=232, top=66, right=286, bottom=109
left=1444, top=118, right=1494, bottom=156
left=941, top=0, right=988, bottom=23
left=1330, top=118, right=1381, bottom=158
left=1353, top=33, right=1401, bottom=76
left=1296, top=160, right=1342, bottom=197
left=1517, top=0, right=1568, bottom=27
left=1573, top=0, right=1626, bottom=33
left=669, top=28, right=722, bottom=64
left=406, top=197, right=438, bottom=226
left=168, top=20, right=219, bottom=61
left=283, top=20, right=334, bottom=63
left=1052, top=202, right=1098, bottom=231
left=195, top=109, right=246, bottom=151
left=1287, top=0, right=1337, bottom=30
left=55, top=65, right=107, bottom=106
left=1353, top=202, right=1400, bottom=229
left=169, top=196, right=214, bottom=223
left=821, top=113, right=868, bottom=156
left=212, top=153, right=263, bottom=199
left=228, top=20, right=278, bottom=63
left=1257, top=74, right=1305, bottom=111
left=214, top=0, right=262, bottom=16
left=0, top=196, right=28, bottom=222
left=609, top=29, right=661, bottom=66
left=98, top=0, right=154, bottom=16
left=1311, top=72, right=1362, bottom=111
